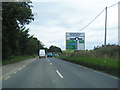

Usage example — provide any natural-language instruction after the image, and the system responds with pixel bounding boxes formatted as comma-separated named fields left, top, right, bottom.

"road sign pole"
left=75, top=37, right=79, bottom=50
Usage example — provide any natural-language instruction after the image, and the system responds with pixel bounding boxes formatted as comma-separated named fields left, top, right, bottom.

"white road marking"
left=100, top=73, right=118, bottom=80
left=4, top=76, right=10, bottom=80
left=56, top=70, right=63, bottom=78
left=13, top=71, right=17, bottom=74
left=50, top=63, right=53, bottom=65
left=23, top=65, right=26, bottom=68
left=77, top=65, right=118, bottom=80
left=18, top=68, right=22, bottom=70
left=93, top=70, right=100, bottom=73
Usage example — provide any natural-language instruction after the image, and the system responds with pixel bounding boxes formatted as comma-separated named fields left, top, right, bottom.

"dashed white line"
left=50, top=63, right=53, bottom=65
left=4, top=76, right=10, bottom=80
left=56, top=70, right=63, bottom=78
left=18, top=68, right=22, bottom=70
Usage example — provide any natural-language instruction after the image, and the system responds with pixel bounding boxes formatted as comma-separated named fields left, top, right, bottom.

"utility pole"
left=118, top=1, right=120, bottom=45
left=104, top=7, right=107, bottom=47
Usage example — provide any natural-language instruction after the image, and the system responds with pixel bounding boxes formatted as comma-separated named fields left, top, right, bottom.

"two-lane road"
left=3, top=58, right=118, bottom=88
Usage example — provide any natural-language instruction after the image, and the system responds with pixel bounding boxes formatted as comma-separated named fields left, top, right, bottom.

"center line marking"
left=18, top=68, right=22, bottom=70
left=56, top=70, right=63, bottom=78
left=4, top=76, right=10, bottom=80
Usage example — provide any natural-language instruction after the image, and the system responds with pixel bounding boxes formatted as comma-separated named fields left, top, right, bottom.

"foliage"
left=48, top=45, right=62, bottom=53
left=2, top=55, right=34, bottom=66
left=67, top=44, right=118, bottom=61
left=2, top=2, right=44, bottom=60
left=93, top=44, right=118, bottom=59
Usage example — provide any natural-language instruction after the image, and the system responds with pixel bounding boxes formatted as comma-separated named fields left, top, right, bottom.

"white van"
left=39, top=49, right=46, bottom=58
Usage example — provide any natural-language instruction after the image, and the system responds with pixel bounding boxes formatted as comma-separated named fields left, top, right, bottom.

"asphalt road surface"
left=2, top=58, right=118, bottom=88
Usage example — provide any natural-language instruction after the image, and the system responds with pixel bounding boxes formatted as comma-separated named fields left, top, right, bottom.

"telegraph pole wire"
left=78, top=2, right=119, bottom=32
left=79, top=8, right=105, bottom=32
left=107, top=2, right=119, bottom=8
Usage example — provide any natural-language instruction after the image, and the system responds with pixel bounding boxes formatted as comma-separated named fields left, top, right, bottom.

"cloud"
left=26, top=0, right=119, bottom=50
left=27, top=25, right=68, bottom=48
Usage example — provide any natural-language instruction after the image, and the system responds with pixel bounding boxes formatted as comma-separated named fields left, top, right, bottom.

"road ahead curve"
left=2, top=58, right=118, bottom=88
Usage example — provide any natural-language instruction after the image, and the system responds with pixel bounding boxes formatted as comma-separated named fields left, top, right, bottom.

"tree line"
left=44, top=45, right=62, bottom=54
left=48, top=45, right=62, bottom=53
left=2, top=2, right=62, bottom=60
left=2, top=2, right=44, bottom=60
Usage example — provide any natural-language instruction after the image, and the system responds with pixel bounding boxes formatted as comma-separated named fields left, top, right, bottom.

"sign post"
left=66, top=32, right=85, bottom=50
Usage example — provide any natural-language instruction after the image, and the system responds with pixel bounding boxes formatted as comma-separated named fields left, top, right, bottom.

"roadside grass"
left=2, top=55, right=35, bottom=66
left=57, top=56, right=119, bottom=77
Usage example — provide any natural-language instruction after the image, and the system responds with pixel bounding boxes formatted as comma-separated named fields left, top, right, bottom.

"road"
left=2, top=58, right=118, bottom=88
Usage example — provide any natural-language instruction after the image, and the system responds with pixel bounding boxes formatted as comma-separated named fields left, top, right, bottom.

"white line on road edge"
left=13, top=71, right=17, bottom=74
left=50, top=63, right=52, bottom=65
left=77, top=65, right=118, bottom=80
left=56, top=70, right=63, bottom=78
left=4, top=76, right=10, bottom=80
left=18, top=68, right=22, bottom=70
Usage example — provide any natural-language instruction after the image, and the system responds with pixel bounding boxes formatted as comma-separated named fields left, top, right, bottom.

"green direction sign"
left=79, top=40, right=84, bottom=43
left=66, top=40, right=84, bottom=50
left=66, top=40, right=76, bottom=50
left=66, top=32, right=85, bottom=50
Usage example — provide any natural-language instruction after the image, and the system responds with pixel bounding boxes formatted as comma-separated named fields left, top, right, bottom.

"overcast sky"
left=26, top=0, right=119, bottom=50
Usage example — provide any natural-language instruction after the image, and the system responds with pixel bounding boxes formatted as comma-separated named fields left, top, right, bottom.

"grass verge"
left=2, top=55, right=35, bottom=66
left=57, top=56, right=119, bottom=77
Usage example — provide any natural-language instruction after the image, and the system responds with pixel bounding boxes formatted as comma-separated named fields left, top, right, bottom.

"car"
left=54, top=54, right=59, bottom=56
left=47, top=52, right=52, bottom=57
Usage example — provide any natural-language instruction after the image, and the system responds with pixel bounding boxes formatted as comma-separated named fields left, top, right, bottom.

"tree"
left=48, top=45, right=62, bottom=53
left=2, top=2, right=44, bottom=60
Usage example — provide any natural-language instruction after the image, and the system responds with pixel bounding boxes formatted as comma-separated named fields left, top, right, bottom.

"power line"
left=108, top=2, right=118, bottom=8
left=79, top=8, right=105, bottom=32
left=79, top=2, right=119, bottom=32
